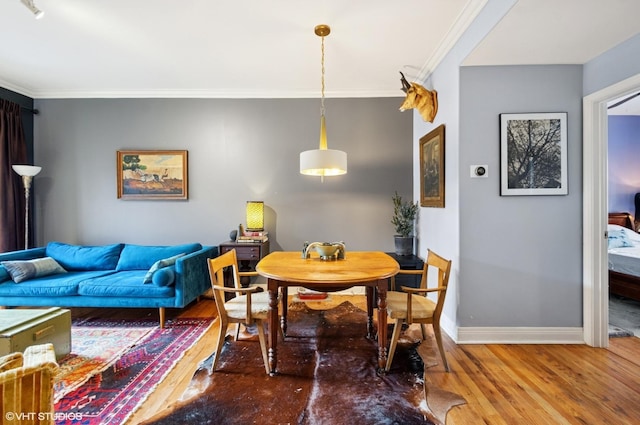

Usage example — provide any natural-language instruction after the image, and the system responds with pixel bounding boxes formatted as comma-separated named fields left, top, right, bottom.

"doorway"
left=583, top=73, right=640, bottom=347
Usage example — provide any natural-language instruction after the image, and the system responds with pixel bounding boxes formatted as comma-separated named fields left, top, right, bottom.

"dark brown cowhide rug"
left=144, top=301, right=465, bottom=425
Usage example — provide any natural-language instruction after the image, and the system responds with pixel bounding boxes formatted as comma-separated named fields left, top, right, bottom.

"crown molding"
left=417, top=0, right=489, bottom=83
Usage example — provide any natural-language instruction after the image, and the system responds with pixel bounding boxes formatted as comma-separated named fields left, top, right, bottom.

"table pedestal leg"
left=376, top=280, right=388, bottom=373
left=267, top=279, right=279, bottom=375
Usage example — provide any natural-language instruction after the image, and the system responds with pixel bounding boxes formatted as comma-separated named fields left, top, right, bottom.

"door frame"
left=583, top=73, right=640, bottom=347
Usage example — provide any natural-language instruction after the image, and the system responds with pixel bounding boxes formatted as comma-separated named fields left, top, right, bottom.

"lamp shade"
left=12, top=165, right=42, bottom=177
left=300, top=149, right=347, bottom=176
left=246, top=201, right=264, bottom=231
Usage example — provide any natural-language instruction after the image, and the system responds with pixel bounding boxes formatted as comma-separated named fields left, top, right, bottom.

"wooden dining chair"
left=0, top=343, right=58, bottom=425
left=207, top=249, right=275, bottom=375
left=385, top=249, right=452, bottom=372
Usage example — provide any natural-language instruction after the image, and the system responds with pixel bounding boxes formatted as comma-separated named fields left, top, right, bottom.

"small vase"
left=394, top=236, right=414, bottom=256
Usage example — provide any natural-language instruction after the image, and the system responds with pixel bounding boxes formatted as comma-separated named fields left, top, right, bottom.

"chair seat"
left=386, top=290, right=436, bottom=320
left=224, top=292, right=271, bottom=320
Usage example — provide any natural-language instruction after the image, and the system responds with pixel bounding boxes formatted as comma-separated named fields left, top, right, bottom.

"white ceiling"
left=0, top=0, right=639, bottom=101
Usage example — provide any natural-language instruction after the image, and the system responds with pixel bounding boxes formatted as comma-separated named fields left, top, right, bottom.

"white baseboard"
left=454, top=326, right=585, bottom=344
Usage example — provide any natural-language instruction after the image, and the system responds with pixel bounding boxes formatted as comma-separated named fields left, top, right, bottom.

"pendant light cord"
left=320, top=35, right=325, bottom=116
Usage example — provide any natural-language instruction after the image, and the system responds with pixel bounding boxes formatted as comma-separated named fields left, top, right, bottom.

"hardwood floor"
left=72, top=295, right=640, bottom=424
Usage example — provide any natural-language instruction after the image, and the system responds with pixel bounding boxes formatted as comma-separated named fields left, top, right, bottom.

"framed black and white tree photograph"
left=499, top=112, right=568, bottom=196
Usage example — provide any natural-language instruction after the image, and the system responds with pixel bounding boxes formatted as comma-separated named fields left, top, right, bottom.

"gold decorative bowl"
left=314, top=243, right=340, bottom=258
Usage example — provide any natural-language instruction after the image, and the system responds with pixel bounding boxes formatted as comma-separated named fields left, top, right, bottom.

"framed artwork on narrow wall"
left=117, top=150, right=188, bottom=200
left=419, top=124, right=445, bottom=208
left=500, top=112, right=568, bottom=196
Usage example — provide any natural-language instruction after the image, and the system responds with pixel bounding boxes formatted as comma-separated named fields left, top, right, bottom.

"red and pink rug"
left=54, top=317, right=212, bottom=425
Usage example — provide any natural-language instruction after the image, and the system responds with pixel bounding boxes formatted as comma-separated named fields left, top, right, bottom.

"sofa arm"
left=173, top=245, right=217, bottom=307
left=0, top=247, right=46, bottom=262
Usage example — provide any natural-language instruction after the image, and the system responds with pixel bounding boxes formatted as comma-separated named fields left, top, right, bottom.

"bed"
left=608, top=212, right=640, bottom=301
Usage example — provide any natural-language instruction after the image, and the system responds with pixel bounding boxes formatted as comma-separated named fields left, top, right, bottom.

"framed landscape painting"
left=419, top=124, right=445, bottom=208
left=500, top=112, right=567, bottom=196
left=117, top=150, right=188, bottom=200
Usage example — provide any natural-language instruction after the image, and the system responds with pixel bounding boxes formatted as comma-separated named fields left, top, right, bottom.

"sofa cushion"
left=78, top=271, right=175, bottom=298
left=46, top=242, right=123, bottom=271
left=116, top=243, right=201, bottom=271
left=152, top=267, right=175, bottom=287
left=0, top=271, right=115, bottom=297
left=143, top=253, right=185, bottom=283
left=1, top=257, right=66, bottom=283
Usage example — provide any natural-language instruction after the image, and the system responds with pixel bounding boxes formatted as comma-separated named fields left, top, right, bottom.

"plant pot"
left=394, top=236, right=414, bottom=256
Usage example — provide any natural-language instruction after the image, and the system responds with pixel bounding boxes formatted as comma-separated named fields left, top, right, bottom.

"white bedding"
left=608, top=224, right=640, bottom=278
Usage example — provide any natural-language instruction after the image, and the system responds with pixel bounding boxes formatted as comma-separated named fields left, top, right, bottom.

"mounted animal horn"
left=399, top=71, right=411, bottom=93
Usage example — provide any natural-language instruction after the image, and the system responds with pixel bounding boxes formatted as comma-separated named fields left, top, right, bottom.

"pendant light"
left=300, top=24, right=347, bottom=182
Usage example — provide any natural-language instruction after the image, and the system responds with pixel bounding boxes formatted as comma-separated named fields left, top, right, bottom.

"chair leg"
left=385, top=319, right=404, bottom=372
left=432, top=324, right=450, bottom=372
left=211, top=321, right=229, bottom=374
left=234, top=323, right=241, bottom=340
left=256, top=320, right=270, bottom=375
left=420, top=323, right=428, bottom=340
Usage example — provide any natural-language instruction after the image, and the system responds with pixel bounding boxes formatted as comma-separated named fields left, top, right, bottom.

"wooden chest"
left=0, top=307, right=71, bottom=360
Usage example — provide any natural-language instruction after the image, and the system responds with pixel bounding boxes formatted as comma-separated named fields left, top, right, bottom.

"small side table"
left=385, top=252, right=424, bottom=290
left=219, top=240, right=270, bottom=287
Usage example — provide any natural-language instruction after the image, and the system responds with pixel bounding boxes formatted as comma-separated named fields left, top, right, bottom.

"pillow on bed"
left=622, top=226, right=640, bottom=244
left=608, top=226, right=633, bottom=249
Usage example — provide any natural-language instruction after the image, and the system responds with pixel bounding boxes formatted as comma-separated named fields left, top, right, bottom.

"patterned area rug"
left=54, top=317, right=212, bottom=425
left=144, top=301, right=465, bottom=425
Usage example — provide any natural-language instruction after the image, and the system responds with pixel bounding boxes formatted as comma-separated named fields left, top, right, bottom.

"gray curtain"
left=0, top=99, right=27, bottom=252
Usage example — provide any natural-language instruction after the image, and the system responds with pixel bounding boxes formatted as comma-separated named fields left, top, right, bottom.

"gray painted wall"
left=32, top=97, right=412, bottom=252
left=409, top=0, right=517, bottom=334
left=584, top=33, right=640, bottom=96
left=459, top=65, right=583, bottom=327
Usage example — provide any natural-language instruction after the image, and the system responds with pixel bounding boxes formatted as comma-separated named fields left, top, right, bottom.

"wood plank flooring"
left=69, top=295, right=640, bottom=424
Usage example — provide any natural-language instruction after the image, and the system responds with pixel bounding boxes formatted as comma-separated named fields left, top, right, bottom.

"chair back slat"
left=208, top=249, right=240, bottom=319
left=426, top=249, right=451, bottom=320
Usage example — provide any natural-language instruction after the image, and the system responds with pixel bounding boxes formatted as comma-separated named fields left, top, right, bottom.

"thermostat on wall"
left=470, top=165, right=488, bottom=178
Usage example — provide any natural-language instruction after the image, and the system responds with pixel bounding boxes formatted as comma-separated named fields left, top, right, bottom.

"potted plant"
left=391, top=192, right=419, bottom=256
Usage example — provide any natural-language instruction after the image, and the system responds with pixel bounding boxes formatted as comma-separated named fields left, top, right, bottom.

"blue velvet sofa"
left=0, top=242, right=217, bottom=327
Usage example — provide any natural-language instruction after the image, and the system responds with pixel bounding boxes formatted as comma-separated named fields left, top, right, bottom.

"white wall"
left=32, top=97, right=413, bottom=252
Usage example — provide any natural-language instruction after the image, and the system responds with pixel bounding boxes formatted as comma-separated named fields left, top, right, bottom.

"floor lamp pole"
left=12, top=165, right=42, bottom=250
left=21, top=175, right=33, bottom=250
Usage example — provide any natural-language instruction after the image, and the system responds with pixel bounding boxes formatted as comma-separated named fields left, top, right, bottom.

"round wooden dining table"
left=256, top=251, right=399, bottom=375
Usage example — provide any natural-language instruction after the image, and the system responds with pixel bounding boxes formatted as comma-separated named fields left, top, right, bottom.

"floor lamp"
left=12, top=165, right=42, bottom=249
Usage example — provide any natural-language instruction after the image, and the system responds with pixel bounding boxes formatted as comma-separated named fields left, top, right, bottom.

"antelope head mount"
left=398, top=71, right=438, bottom=123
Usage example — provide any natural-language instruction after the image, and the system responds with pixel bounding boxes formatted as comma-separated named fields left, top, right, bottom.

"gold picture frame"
left=419, top=125, right=445, bottom=208
left=117, top=150, right=188, bottom=200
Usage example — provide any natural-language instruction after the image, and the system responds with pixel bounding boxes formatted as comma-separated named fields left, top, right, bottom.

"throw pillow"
left=152, top=267, right=176, bottom=287
left=142, top=253, right=186, bottom=283
left=0, top=257, right=67, bottom=283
